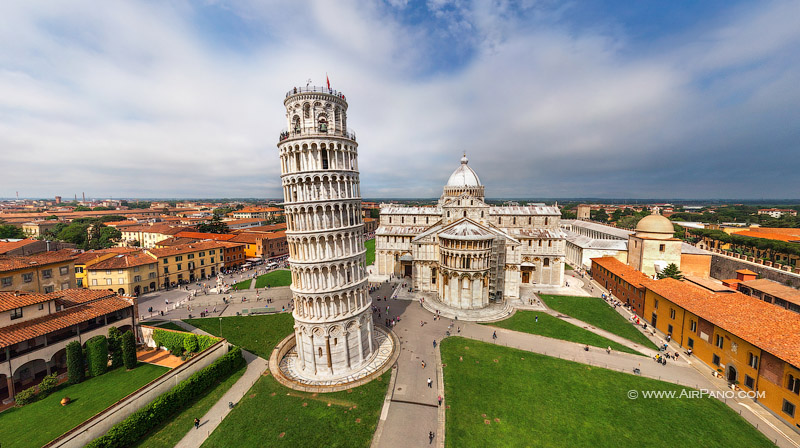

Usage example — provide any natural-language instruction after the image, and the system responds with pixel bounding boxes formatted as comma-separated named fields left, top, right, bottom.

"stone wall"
left=710, top=253, right=800, bottom=288
left=44, top=339, right=229, bottom=448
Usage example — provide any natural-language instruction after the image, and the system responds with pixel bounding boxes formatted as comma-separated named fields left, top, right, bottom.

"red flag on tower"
left=326, top=74, right=330, bottom=91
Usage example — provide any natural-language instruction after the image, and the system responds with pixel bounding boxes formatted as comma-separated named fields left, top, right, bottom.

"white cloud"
left=0, top=0, right=798, bottom=200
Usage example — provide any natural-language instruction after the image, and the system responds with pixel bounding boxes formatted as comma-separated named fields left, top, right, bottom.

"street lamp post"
left=219, top=317, right=222, bottom=336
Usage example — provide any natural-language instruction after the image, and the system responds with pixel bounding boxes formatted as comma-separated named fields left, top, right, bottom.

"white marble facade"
left=376, top=155, right=566, bottom=307
left=278, top=86, right=375, bottom=378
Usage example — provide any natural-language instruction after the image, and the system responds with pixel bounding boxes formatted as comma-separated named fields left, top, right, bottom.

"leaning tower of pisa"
left=277, top=85, right=375, bottom=379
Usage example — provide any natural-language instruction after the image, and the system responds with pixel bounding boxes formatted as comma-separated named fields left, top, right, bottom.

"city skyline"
left=1, top=1, right=799, bottom=199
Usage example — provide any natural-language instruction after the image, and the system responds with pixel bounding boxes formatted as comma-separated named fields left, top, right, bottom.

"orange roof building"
left=0, top=289, right=135, bottom=401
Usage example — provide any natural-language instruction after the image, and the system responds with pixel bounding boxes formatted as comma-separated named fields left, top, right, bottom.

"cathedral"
left=375, top=155, right=566, bottom=309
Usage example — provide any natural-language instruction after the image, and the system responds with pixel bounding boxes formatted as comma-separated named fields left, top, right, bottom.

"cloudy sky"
left=1, top=0, right=799, bottom=200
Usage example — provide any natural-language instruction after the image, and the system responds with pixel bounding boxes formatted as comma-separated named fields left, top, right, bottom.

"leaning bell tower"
left=277, top=85, right=376, bottom=378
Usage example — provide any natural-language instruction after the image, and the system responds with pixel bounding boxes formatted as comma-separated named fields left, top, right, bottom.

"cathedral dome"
left=635, top=214, right=675, bottom=239
left=446, top=154, right=482, bottom=187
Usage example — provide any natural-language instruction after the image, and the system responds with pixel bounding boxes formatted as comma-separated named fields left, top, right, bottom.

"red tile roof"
left=0, top=239, right=39, bottom=255
left=88, top=251, right=157, bottom=270
left=591, top=256, right=653, bottom=289
left=733, top=228, right=800, bottom=243
left=0, top=297, right=132, bottom=349
left=147, top=241, right=228, bottom=257
left=740, top=278, right=800, bottom=306
left=647, top=278, right=800, bottom=368
left=174, top=231, right=237, bottom=241
left=0, top=291, right=52, bottom=312
left=235, top=223, right=287, bottom=233
left=49, top=288, right=117, bottom=307
left=121, top=224, right=190, bottom=235
left=74, top=248, right=139, bottom=265
left=0, top=249, right=78, bottom=273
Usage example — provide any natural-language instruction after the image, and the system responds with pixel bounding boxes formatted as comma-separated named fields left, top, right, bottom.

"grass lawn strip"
left=365, top=238, right=375, bottom=266
left=230, top=278, right=252, bottom=290
left=184, top=313, right=295, bottom=359
left=441, top=337, right=772, bottom=448
left=200, top=373, right=387, bottom=448
left=131, top=363, right=247, bottom=448
left=488, top=311, right=642, bottom=355
left=254, top=270, right=292, bottom=289
left=540, top=295, right=658, bottom=349
left=0, top=363, right=168, bottom=448
left=154, top=321, right=187, bottom=332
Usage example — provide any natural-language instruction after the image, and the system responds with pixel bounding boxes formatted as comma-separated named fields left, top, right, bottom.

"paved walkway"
left=172, top=321, right=269, bottom=448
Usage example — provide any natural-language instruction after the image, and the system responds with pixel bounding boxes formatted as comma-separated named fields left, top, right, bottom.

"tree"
left=108, top=327, right=123, bottom=369
left=86, top=335, right=108, bottom=377
left=592, top=208, right=609, bottom=223
left=66, top=341, right=85, bottom=384
left=88, top=225, right=122, bottom=250
left=45, top=215, right=59, bottom=220
left=122, top=330, right=137, bottom=370
left=184, top=334, right=199, bottom=353
left=0, top=224, right=25, bottom=239
left=197, top=215, right=229, bottom=234
left=657, top=263, right=683, bottom=280
left=74, top=205, right=91, bottom=211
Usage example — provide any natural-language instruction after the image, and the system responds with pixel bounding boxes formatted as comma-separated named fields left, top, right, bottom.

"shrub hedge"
left=14, top=387, right=36, bottom=405
left=66, top=340, right=84, bottom=384
left=38, top=372, right=59, bottom=396
left=152, top=328, right=217, bottom=355
left=86, top=335, right=108, bottom=377
left=183, top=334, right=199, bottom=353
left=107, top=326, right=123, bottom=369
left=122, top=330, right=137, bottom=370
left=86, top=347, right=244, bottom=448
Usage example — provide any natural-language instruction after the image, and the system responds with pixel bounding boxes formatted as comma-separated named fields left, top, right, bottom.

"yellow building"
left=85, top=251, right=159, bottom=296
left=643, top=278, right=800, bottom=429
left=73, top=248, right=140, bottom=288
left=148, top=241, right=226, bottom=288
left=0, top=250, right=77, bottom=294
left=118, top=223, right=189, bottom=249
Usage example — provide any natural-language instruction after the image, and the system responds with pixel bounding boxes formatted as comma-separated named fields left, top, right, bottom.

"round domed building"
left=627, top=213, right=682, bottom=278
left=375, top=154, right=566, bottom=309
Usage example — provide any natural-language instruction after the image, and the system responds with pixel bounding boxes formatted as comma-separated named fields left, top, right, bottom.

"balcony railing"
left=279, top=126, right=356, bottom=142
left=286, top=86, right=346, bottom=99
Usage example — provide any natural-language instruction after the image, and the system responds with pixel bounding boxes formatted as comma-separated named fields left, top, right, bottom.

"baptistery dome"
left=446, top=155, right=482, bottom=187
left=635, top=214, right=675, bottom=239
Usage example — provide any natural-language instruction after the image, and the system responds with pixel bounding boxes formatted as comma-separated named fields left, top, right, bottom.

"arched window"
left=304, top=103, right=311, bottom=119
left=321, top=149, right=329, bottom=169
left=543, top=258, right=550, bottom=267
left=293, top=115, right=301, bottom=133
left=318, top=347, right=323, bottom=357
left=545, top=217, right=549, bottom=225
left=463, top=211, right=467, bottom=217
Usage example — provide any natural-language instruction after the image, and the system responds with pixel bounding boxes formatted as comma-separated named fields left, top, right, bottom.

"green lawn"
left=254, top=270, right=292, bottom=289
left=441, top=337, right=772, bottom=448
left=201, top=373, right=387, bottom=448
left=132, top=364, right=247, bottom=448
left=184, top=313, right=295, bottom=359
left=231, top=278, right=252, bottom=290
left=488, top=311, right=642, bottom=355
left=0, top=363, right=168, bottom=448
left=365, top=238, right=375, bottom=266
left=154, top=321, right=186, bottom=332
left=564, top=263, right=574, bottom=271
left=540, top=295, right=658, bottom=349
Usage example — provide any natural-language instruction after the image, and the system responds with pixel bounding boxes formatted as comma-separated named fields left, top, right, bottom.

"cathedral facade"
left=375, top=155, right=566, bottom=309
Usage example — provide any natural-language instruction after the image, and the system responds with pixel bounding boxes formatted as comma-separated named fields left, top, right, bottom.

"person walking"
left=437, top=395, right=443, bottom=406
left=194, top=417, right=200, bottom=430
left=427, top=378, right=432, bottom=388
left=429, top=431, right=435, bottom=444
left=421, top=360, right=426, bottom=369
left=492, top=331, right=497, bottom=341
left=433, top=339, right=437, bottom=348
